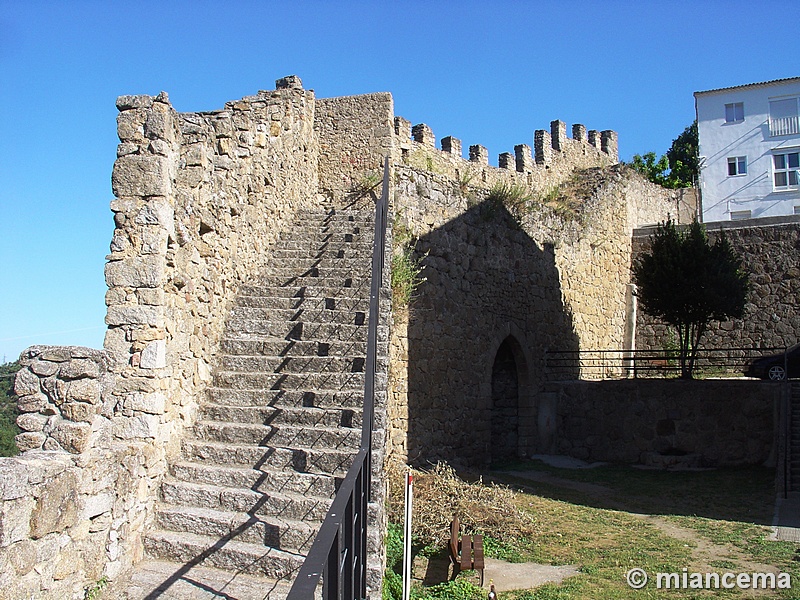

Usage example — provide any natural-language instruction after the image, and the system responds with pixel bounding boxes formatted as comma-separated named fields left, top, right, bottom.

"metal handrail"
left=544, top=346, right=791, bottom=380
left=287, top=156, right=390, bottom=599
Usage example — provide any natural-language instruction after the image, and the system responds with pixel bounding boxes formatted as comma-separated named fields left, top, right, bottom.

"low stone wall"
left=1, top=346, right=159, bottom=598
left=544, top=379, right=780, bottom=466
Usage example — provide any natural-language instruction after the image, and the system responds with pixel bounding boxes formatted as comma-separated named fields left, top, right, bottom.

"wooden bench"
left=449, top=517, right=485, bottom=586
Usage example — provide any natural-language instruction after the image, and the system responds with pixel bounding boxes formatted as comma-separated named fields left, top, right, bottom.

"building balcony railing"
left=770, top=115, right=800, bottom=137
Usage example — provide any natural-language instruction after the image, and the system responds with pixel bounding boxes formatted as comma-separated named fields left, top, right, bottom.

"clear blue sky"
left=1, top=0, right=798, bottom=362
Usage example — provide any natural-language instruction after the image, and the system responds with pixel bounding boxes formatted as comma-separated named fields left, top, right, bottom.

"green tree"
left=632, top=219, right=749, bottom=379
left=630, top=152, right=670, bottom=186
left=665, top=121, right=699, bottom=188
left=630, top=121, right=699, bottom=189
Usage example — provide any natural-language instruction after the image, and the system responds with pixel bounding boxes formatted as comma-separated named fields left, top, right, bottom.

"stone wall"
left=315, top=93, right=394, bottom=202
left=2, top=347, right=139, bottom=599
left=386, top=140, right=692, bottom=465
left=2, top=77, right=323, bottom=598
left=541, top=379, right=780, bottom=466
left=635, top=216, right=800, bottom=354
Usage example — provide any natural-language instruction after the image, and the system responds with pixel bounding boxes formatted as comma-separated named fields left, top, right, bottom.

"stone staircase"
left=115, top=205, right=385, bottom=599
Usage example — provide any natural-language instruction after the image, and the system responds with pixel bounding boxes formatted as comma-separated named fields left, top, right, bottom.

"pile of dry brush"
left=385, top=461, right=538, bottom=548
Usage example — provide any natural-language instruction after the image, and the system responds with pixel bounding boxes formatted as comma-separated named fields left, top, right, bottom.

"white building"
left=695, top=77, right=800, bottom=222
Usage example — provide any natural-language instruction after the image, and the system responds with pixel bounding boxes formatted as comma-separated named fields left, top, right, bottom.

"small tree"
left=633, top=219, right=749, bottom=378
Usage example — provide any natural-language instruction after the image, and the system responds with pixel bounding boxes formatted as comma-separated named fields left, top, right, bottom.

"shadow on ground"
left=483, top=460, right=777, bottom=527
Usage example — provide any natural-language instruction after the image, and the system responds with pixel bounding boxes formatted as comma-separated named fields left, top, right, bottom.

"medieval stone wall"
left=315, top=93, right=394, bottom=202
left=386, top=126, right=692, bottom=465
left=635, top=216, right=800, bottom=354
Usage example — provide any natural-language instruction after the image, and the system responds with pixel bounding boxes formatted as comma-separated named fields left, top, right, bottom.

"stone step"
left=182, top=439, right=355, bottom=475
left=258, top=270, right=372, bottom=286
left=277, top=230, right=372, bottom=244
left=192, top=421, right=362, bottom=450
left=171, top=462, right=339, bottom=498
left=221, top=319, right=370, bottom=342
left=161, top=480, right=333, bottom=521
left=270, top=247, right=373, bottom=261
left=262, top=259, right=373, bottom=275
left=289, top=217, right=374, bottom=228
left=110, top=558, right=290, bottom=600
left=213, top=371, right=365, bottom=391
left=238, top=283, right=374, bottom=299
left=217, top=354, right=369, bottom=374
left=234, top=294, right=370, bottom=313
left=274, top=239, right=373, bottom=252
left=143, top=529, right=303, bottom=581
left=219, top=337, right=367, bottom=359
left=253, top=276, right=372, bottom=292
left=206, top=388, right=365, bottom=409
left=228, top=306, right=370, bottom=328
left=200, top=404, right=361, bottom=428
left=155, top=504, right=319, bottom=554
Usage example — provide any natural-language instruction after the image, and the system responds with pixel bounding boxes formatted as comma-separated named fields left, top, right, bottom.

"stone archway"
left=491, top=337, right=523, bottom=464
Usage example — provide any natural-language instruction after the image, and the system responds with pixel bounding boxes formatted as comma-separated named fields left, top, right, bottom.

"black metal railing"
left=287, top=157, right=389, bottom=599
left=544, top=347, right=788, bottom=381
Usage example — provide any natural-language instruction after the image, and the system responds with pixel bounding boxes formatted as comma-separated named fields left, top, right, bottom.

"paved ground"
left=483, top=558, right=580, bottom=592
left=413, top=554, right=580, bottom=593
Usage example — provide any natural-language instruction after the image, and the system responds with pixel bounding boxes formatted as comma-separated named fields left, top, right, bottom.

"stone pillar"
left=498, top=152, right=515, bottom=170
left=588, top=130, right=601, bottom=149
left=550, top=120, right=567, bottom=151
left=395, top=116, right=411, bottom=140
left=572, top=124, right=587, bottom=143
left=601, top=130, right=619, bottom=162
left=514, top=144, right=533, bottom=173
left=412, top=123, right=435, bottom=147
left=441, top=136, right=462, bottom=157
left=469, top=144, right=488, bottom=165
left=534, top=130, right=552, bottom=164
left=275, top=75, right=303, bottom=90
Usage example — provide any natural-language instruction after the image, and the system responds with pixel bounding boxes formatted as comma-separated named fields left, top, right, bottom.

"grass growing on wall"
left=0, top=361, right=20, bottom=456
left=391, top=212, right=426, bottom=308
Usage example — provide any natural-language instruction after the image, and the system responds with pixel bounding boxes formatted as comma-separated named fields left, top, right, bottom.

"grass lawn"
left=387, top=461, right=799, bottom=599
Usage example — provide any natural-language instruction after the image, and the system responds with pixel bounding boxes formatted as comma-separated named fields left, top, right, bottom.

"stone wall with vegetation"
left=635, top=216, right=800, bottom=355
left=541, top=379, right=780, bottom=466
left=386, top=119, right=693, bottom=466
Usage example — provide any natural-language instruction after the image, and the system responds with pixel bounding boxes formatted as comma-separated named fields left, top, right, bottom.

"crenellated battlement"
left=394, top=115, right=618, bottom=171
left=391, top=113, right=618, bottom=196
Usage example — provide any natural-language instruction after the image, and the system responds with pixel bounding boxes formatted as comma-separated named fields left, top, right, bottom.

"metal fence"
left=286, top=157, right=389, bottom=600
left=544, top=347, right=787, bottom=381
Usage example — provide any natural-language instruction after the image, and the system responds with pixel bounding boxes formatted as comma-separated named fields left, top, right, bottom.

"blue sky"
left=1, top=0, right=798, bottom=362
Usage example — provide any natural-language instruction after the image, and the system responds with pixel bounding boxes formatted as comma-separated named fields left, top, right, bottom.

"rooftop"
left=694, top=76, right=800, bottom=97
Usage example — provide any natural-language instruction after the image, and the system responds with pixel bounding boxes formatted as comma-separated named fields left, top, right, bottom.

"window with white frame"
left=727, top=156, right=747, bottom=176
left=773, top=151, right=799, bottom=189
left=725, top=102, right=744, bottom=123
left=769, top=98, right=799, bottom=136
left=730, top=210, right=751, bottom=220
